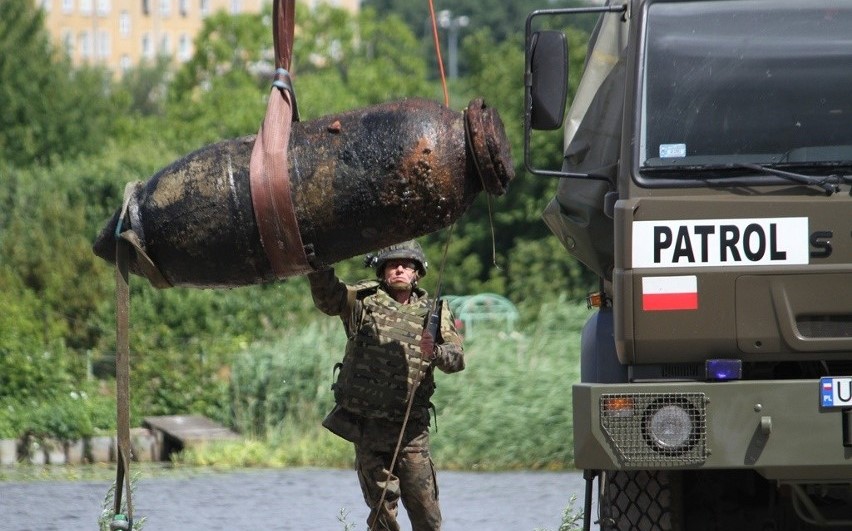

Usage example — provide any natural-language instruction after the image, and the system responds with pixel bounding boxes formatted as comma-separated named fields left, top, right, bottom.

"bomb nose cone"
left=92, top=211, right=120, bottom=265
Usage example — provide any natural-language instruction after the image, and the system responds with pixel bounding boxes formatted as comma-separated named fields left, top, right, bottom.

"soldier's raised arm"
left=307, top=268, right=355, bottom=318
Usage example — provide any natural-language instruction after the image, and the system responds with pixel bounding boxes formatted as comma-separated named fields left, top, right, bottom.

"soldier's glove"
left=420, top=329, right=437, bottom=361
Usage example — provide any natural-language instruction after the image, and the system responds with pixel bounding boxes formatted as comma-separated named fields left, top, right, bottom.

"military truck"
left=524, top=1, right=852, bottom=529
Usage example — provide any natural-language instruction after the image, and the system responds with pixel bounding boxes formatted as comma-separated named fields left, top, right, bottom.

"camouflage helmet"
left=365, top=240, right=428, bottom=278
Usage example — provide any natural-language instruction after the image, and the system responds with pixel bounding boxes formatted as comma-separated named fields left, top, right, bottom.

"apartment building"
left=38, top=0, right=359, bottom=75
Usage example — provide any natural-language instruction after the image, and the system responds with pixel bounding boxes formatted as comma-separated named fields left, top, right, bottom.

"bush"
left=431, top=296, right=587, bottom=469
left=230, top=318, right=344, bottom=437
left=86, top=386, right=119, bottom=434
left=0, top=401, right=23, bottom=439
left=186, top=297, right=589, bottom=470
left=0, top=270, right=74, bottom=401
left=2, top=384, right=117, bottom=443
left=23, top=394, right=94, bottom=442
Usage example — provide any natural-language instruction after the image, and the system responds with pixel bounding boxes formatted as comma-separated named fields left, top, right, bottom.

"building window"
left=80, top=0, right=92, bottom=15
left=62, top=30, right=74, bottom=57
left=179, top=0, right=188, bottom=16
left=62, top=0, right=74, bottom=14
left=230, top=0, right=241, bottom=15
left=141, top=33, right=153, bottom=59
left=200, top=0, right=209, bottom=17
left=98, top=30, right=110, bottom=58
left=119, top=11, right=131, bottom=37
left=142, top=0, right=149, bottom=15
left=160, top=0, right=170, bottom=17
left=79, top=31, right=91, bottom=59
left=120, top=55, right=132, bottom=73
left=97, top=0, right=110, bottom=16
left=160, top=34, right=171, bottom=56
left=41, top=0, right=52, bottom=13
left=178, top=33, right=191, bottom=61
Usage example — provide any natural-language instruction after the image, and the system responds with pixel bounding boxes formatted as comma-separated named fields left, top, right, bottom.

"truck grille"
left=600, top=392, right=708, bottom=467
left=797, top=315, right=852, bottom=339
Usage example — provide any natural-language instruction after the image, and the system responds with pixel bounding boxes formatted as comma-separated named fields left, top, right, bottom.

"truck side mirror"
left=529, top=30, right=568, bottom=131
left=524, top=5, right=624, bottom=180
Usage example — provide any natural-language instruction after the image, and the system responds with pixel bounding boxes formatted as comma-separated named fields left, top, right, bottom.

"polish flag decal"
left=642, top=276, right=698, bottom=311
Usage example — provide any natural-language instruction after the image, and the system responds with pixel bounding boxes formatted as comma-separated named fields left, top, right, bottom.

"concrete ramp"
left=143, top=415, right=240, bottom=460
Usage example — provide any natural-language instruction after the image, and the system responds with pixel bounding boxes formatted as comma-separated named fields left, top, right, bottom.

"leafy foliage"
left=118, top=56, right=173, bottom=117
left=0, top=269, right=71, bottom=400
left=230, top=318, right=341, bottom=437
left=0, top=3, right=599, bottom=453
left=293, top=5, right=435, bottom=118
left=0, top=383, right=116, bottom=442
left=361, top=0, right=594, bottom=78
left=433, top=297, right=586, bottom=469
left=0, top=0, right=128, bottom=167
left=185, top=298, right=589, bottom=470
left=165, top=11, right=271, bottom=149
left=417, top=26, right=597, bottom=305
left=99, top=473, right=147, bottom=530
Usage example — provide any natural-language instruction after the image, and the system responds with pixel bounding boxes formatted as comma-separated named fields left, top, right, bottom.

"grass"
left=179, top=296, right=589, bottom=471
left=98, top=472, right=147, bottom=530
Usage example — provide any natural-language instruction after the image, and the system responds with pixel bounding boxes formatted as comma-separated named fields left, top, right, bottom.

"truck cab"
left=525, top=1, right=852, bottom=529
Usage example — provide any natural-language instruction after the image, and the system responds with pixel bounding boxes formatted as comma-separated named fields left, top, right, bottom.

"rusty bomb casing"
left=92, top=98, right=514, bottom=288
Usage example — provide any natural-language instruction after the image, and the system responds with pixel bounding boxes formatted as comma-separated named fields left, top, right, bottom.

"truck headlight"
left=641, top=398, right=700, bottom=456
left=647, top=405, right=693, bottom=450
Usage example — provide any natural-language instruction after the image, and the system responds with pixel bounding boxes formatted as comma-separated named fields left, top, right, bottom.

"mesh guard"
left=600, top=392, right=708, bottom=467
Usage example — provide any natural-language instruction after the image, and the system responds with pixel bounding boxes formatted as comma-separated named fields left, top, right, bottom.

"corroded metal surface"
left=465, top=98, right=514, bottom=196
left=92, top=98, right=515, bottom=288
left=94, top=137, right=272, bottom=287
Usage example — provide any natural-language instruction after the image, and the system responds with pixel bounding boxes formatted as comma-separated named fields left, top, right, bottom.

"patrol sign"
left=633, top=217, right=809, bottom=268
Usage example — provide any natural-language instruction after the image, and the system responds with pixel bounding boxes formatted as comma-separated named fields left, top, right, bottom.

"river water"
left=0, top=467, right=598, bottom=531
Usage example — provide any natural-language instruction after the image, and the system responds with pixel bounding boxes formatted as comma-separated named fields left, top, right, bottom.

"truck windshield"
left=639, top=1, right=852, bottom=175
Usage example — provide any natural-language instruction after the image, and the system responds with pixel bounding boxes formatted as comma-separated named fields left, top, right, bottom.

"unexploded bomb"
left=92, top=98, right=514, bottom=288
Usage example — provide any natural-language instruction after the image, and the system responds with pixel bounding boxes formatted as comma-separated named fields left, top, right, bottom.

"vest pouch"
left=330, top=362, right=343, bottom=400
left=322, top=405, right=362, bottom=443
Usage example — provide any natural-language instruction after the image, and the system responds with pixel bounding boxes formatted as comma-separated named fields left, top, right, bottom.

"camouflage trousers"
left=354, top=417, right=441, bottom=531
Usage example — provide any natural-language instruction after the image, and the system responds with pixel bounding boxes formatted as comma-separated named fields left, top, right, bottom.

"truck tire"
left=600, top=470, right=682, bottom=531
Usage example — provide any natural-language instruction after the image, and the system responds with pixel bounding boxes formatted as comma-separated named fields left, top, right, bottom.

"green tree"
left=0, top=138, right=179, bottom=388
left=169, top=11, right=271, bottom=99
left=419, top=25, right=597, bottom=305
left=363, top=0, right=587, bottom=43
left=164, top=11, right=271, bottom=149
left=295, top=6, right=432, bottom=110
left=161, top=4, right=433, bottom=149
left=0, top=267, right=71, bottom=400
left=1, top=170, right=109, bottom=354
left=361, top=0, right=591, bottom=78
left=119, top=56, right=173, bottom=117
left=0, top=0, right=125, bottom=167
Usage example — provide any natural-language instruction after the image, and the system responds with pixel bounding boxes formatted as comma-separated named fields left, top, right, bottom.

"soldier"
left=307, top=239, right=465, bottom=531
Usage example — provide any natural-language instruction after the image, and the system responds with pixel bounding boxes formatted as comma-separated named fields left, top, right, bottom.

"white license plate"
left=820, top=377, right=852, bottom=408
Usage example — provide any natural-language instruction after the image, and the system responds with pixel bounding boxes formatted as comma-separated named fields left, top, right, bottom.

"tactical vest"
left=333, top=284, right=435, bottom=421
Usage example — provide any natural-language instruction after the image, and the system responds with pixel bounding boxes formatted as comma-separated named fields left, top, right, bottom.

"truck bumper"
left=573, top=380, right=852, bottom=480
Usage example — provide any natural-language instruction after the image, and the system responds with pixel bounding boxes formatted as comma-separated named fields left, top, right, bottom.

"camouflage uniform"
left=308, top=265, right=464, bottom=531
